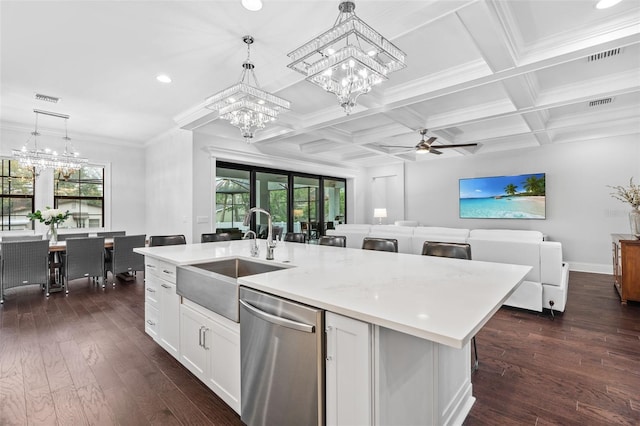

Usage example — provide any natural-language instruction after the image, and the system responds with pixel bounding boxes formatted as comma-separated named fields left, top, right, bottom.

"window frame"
left=53, top=165, right=105, bottom=229
left=0, top=158, right=35, bottom=231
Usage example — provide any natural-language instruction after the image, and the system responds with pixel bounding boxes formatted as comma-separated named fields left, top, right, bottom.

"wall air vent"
left=34, top=93, right=60, bottom=103
left=588, top=98, right=613, bottom=107
left=587, top=48, right=621, bottom=62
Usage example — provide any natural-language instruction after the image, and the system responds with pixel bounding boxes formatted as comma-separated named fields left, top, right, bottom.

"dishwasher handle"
left=240, top=299, right=315, bottom=333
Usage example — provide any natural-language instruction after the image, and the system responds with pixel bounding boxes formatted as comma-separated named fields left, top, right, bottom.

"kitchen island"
left=136, top=239, right=530, bottom=425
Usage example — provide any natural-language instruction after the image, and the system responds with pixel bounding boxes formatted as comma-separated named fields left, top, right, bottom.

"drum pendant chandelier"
left=287, top=1, right=406, bottom=115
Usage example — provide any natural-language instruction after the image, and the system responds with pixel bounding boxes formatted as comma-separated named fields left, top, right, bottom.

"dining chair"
left=0, top=240, right=50, bottom=303
left=97, top=231, right=126, bottom=238
left=318, top=235, right=347, bottom=247
left=2, top=234, right=43, bottom=242
left=284, top=232, right=307, bottom=243
left=104, top=234, right=146, bottom=285
left=202, top=233, right=231, bottom=243
left=148, top=234, right=187, bottom=247
left=422, top=241, right=478, bottom=371
left=62, top=237, right=106, bottom=291
left=57, top=233, right=89, bottom=241
left=362, top=237, right=398, bottom=253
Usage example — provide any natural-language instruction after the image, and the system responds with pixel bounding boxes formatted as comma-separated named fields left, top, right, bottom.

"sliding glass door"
left=293, top=176, right=319, bottom=240
left=255, top=171, right=288, bottom=239
left=216, top=167, right=251, bottom=234
left=324, top=179, right=346, bottom=232
left=215, top=162, right=346, bottom=240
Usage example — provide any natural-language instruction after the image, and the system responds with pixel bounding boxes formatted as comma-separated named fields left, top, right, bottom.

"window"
left=0, top=159, right=35, bottom=231
left=54, top=166, right=104, bottom=229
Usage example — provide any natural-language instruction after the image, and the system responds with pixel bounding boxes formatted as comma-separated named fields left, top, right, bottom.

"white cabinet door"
left=326, top=312, right=372, bottom=426
left=179, top=304, right=208, bottom=381
left=206, top=318, right=241, bottom=413
left=158, top=281, right=180, bottom=359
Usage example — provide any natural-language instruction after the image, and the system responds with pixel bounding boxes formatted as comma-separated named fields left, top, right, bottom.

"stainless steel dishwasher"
left=239, top=286, right=325, bottom=426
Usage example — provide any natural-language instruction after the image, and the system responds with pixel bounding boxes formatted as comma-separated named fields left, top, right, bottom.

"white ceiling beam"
left=456, top=1, right=517, bottom=72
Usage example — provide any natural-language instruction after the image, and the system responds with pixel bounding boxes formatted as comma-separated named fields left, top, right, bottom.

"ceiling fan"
left=380, top=129, right=478, bottom=155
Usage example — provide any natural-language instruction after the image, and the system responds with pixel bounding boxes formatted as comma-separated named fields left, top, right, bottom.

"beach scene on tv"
left=459, top=173, right=546, bottom=219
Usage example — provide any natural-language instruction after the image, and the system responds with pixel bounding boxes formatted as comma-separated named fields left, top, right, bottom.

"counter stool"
left=422, top=241, right=479, bottom=371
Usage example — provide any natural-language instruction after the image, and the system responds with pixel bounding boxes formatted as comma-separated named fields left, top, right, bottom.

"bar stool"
left=422, top=241, right=479, bottom=371
left=362, top=237, right=398, bottom=253
left=318, top=235, right=346, bottom=247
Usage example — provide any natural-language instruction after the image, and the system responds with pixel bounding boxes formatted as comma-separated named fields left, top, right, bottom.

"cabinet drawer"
left=145, top=279, right=160, bottom=306
left=145, top=257, right=177, bottom=283
left=145, top=305, right=159, bottom=340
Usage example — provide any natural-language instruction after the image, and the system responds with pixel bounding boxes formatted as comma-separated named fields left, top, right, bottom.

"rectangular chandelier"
left=205, top=36, right=290, bottom=142
left=287, top=1, right=406, bottom=114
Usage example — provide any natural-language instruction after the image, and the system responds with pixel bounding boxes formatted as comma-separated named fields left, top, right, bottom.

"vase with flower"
left=609, top=178, right=640, bottom=238
left=28, top=207, right=71, bottom=243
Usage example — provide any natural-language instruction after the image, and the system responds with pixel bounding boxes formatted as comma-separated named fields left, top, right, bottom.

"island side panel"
left=375, top=326, right=474, bottom=426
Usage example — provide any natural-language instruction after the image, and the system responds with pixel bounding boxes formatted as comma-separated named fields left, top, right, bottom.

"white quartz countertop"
left=135, top=240, right=530, bottom=348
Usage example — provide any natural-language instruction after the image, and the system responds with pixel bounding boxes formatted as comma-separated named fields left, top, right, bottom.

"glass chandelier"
left=12, top=109, right=88, bottom=177
left=205, top=35, right=290, bottom=142
left=287, top=1, right=406, bottom=115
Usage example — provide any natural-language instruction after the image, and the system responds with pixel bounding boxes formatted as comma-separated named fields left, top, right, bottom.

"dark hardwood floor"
left=1, top=271, right=638, bottom=425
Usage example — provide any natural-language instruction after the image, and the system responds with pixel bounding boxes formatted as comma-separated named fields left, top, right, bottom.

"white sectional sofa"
left=327, top=224, right=569, bottom=313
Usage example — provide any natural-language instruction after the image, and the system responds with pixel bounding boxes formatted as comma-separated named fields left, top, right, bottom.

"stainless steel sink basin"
left=176, top=258, right=289, bottom=322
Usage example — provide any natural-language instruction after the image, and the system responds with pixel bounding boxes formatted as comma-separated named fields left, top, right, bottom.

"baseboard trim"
left=568, top=262, right=611, bottom=275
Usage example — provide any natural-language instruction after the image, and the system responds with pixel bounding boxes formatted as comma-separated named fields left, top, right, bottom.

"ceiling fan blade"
left=429, top=143, right=478, bottom=149
left=425, top=136, right=437, bottom=144
left=429, top=149, right=443, bottom=155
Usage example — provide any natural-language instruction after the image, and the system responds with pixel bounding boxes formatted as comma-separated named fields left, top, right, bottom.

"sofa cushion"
left=394, top=220, right=419, bottom=227
left=469, top=229, right=543, bottom=242
left=468, top=238, right=541, bottom=283
left=369, top=225, right=414, bottom=253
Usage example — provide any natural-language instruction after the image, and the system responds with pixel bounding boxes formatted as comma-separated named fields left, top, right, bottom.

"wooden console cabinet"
left=612, top=234, right=640, bottom=304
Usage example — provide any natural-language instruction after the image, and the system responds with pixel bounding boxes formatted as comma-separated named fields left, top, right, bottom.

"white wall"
left=144, top=128, right=193, bottom=241
left=0, top=125, right=146, bottom=235
left=360, top=135, right=640, bottom=273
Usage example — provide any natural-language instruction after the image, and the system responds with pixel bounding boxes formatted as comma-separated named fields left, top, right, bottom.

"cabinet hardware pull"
left=146, top=287, right=156, bottom=292
left=146, top=320, right=155, bottom=326
left=325, top=326, right=333, bottom=332
left=163, top=270, right=173, bottom=274
left=240, top=299, right=315, bottom=333
left=326, top=355, right=333, bottom=361
left=146, top=264, right=156, bottom=269
left=161, top=284, right=171, bottom=289
left=199, top=326, right=204, bottom=347
left=203, top=327, right=210, bottom=350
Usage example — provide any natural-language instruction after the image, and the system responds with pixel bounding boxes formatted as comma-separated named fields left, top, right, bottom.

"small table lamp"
left=373, top=208, right=387, bottom=225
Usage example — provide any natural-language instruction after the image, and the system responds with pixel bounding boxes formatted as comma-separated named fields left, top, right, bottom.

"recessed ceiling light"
left=242, top=0, right=262, bottom=11
left=596, top=0, right=622, bottom=9
left=156, top=74, right=172, bottom=83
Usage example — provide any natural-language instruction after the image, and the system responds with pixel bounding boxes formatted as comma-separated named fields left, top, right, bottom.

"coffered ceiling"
left=1, top=1, right=639, bottom=168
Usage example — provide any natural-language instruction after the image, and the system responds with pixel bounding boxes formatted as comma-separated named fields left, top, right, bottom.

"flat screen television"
left=459, top=173, right=546, bottom=219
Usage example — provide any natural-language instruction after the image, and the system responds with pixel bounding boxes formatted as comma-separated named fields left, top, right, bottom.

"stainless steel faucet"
left=243, top=230, right=259, bottom=257
left=243, top=207, right=276, bottom=260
